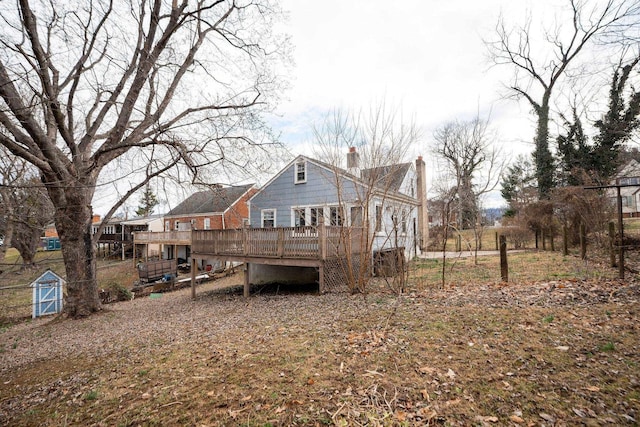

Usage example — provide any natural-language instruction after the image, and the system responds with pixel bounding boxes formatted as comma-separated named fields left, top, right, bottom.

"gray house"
left=186, top=148, right=429, bottom=297
left=245, top=148, right=429, bottom=285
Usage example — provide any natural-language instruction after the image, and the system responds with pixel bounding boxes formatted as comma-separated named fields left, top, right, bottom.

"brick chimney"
left=416, top=156, right=429, bottom=250
left=347, top=146, right=360, bottom=172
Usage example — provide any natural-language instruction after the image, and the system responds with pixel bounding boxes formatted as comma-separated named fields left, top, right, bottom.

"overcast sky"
left=268, top=0, right=577, bottom=206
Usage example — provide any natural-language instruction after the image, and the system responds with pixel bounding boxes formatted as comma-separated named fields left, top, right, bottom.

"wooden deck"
left=191, top=225, right=366, bottom=297
left=191, top=225, right=365, bottom=263
left=133, top=225, right=367, bottom=297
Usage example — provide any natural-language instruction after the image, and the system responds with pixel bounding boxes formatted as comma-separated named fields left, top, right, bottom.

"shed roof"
left=30, top=269, right=65, bottom=287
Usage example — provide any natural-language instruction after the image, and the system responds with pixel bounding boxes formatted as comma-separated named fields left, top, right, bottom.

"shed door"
left=34, top=282, right=62, bottom=317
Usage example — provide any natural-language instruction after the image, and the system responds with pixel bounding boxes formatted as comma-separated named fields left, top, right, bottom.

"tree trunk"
left=54, top=190, right=101, bottom=317
left=534, top=99, right=555, bottom=199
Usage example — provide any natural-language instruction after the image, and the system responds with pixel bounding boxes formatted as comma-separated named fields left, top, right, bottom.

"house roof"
left=361, top=163, right=412, bottom=193
left=167, top=184, right=254, bottom=216
left=120, top=214, right=164, bottom=226
left=614, top=159, right=640, bottom=181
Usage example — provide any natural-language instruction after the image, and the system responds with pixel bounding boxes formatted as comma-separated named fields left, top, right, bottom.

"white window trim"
left=329, top=205, right=344, bottom=226
left=261, top=209, right=276, bottom=228
left=292, top=207, right=307, bottom=227
left=294, top=160, right=307, bottom=184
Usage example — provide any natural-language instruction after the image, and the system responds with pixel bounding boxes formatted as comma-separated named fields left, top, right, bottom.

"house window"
left=293, top=208, right=306, bottom=227
left=310, top=207, right=324, bottom=226
left=350, top=206, right=363, bottom=227
left=165, top=220, right=170, bottom=231
left=401, top=209, right=407, bottom=234
left=295, top=160, right=307, bottom=184
left=204, top=218, right=211, bottom=230
left=330, top=206, right=343, bottom=226
left=175, top=221, right=180, bottom=230
left=262, top=209, right=275, bottom=228
left=375, top=205, right=383, bottom=232
left=622, top=196, right=635, bottom=207
left=620, top=177, right=640, bottom=185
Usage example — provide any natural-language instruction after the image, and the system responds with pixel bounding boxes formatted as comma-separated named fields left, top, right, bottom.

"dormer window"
left=295, top=160, right=307, bottom=184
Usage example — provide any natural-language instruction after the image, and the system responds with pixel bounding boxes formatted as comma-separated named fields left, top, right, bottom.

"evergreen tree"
left=135, top=185, right=159, bottom=217
left=592, top=56, right=640, bottom=179
left=556, top=56, right=640, bottom=185
left=501, top=155, right=537, bottom=216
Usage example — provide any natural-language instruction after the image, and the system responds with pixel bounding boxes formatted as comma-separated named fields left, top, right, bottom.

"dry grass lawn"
left=1, top=250, right=639, bottom=426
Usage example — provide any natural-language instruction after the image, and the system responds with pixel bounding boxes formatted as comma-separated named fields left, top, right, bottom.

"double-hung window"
left=295, top=160, right=307, bottom=184
left=310, top=207, right=324, bottom=226
left=401, top=209, right=408, bottom=234
left=293, top=208, right=306, bottom=227
left=330, top=206, right=343, bottom=226
left=262, top=209, right=276, bottom=228
left=375, top=205, right=383, bottom=233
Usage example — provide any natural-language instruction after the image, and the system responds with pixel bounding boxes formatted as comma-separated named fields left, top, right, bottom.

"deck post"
left=319, top=218, right=326, bottom=260
left=277, top=228, right=284, bottom=257
left=244, top=263, right=251, bottom=298
left=319, top=263, right=325, bottom=293
left=191, top=256, right=197, bottom=300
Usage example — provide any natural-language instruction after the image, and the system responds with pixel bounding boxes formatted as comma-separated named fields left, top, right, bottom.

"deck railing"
left=96, top=233, right=131, bottom=243
left=133, top=230, right=192, bottom=245
left=192, top=226, right=366, bottom=260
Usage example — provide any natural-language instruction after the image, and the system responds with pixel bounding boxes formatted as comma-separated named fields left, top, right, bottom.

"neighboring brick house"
left=163, top=184, right=256, bottom=232
left=138, top=184, right=256, bottom=270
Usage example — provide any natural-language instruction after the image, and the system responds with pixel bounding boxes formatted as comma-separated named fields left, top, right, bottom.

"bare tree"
left=432, top=117, right=503, bottom=227
left=0, top=0, right=289, bottom=317
left=0, top=147, right=54, bottom=269
left=486, top=0, right=640, bottom=198
left=11, top=177, right=54, bottom=269
left=312, top=103, right=422, bottom=294
left=0, top=147, right=30, bottom=266
left=432, top=116, right=504, bottom=264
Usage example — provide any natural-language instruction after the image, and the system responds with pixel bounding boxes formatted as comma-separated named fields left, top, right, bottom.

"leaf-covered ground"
left=1, top=253, right=639, bottom=426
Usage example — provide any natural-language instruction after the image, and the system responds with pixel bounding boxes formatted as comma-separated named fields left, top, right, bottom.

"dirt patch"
left=1, top=256, right=639, bottom=426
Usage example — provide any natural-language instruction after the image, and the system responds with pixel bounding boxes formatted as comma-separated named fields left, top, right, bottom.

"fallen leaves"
left=2, top=265, right=639, bottom=426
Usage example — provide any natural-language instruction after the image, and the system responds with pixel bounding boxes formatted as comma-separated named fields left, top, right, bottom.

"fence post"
left=495, top=232, right=499, bottom=251
left=580, top=223, right=587, bottom=260
left=562, top=225, right=568, bottom=256
left=456, top=234, right=461, bottom=252
left=499, top=235, right=508, bottom=282
left=609, top=221, right=616, bottom=267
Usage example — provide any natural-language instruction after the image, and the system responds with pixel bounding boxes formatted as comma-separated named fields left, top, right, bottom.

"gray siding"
left=250, top=160, right=359, bottom=227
